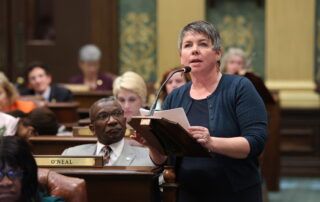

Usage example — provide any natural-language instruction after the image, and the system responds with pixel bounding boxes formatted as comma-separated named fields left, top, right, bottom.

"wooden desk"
left=78, top=118, right=90, bottom=126
left=29, top=136, right=137, bottom=155
left=73, top=91, right=113, bottom=112
left=280, top=108, right=320, bottom=177
left=47, top=102, right=79, bottom=126
left=261, top=91, right=281, bottom=191
left=45, top=166, right=161, bottom=202
left=29, top=136, right=97, bottom=155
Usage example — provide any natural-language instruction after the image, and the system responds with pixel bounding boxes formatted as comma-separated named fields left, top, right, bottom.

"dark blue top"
left=163, top=74, right=268, bottom=194
left=187, top=98, right=209, bottom=129
left=177, top=98, right=229, bottom=199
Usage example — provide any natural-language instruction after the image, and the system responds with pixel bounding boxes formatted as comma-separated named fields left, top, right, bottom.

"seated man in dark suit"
left=62, top=97, right=155, bottom=166
left=20, top=63, right=73, bottom=102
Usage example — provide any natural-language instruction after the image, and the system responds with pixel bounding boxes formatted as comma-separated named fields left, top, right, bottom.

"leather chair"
left=38, top=168, right=88, bottom=202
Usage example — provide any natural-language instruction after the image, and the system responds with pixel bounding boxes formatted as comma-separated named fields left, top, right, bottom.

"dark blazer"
left=20, top=84, right=73, bottom=102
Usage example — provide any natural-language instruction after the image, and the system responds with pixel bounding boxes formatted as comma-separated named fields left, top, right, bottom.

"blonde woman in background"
left=0, top=72, right=36, bottom=113
left=113, top=71, right=147, bottom=140
left=113, top=71, right=147, bottom=122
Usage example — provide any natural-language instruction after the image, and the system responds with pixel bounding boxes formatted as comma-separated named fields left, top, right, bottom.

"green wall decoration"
left=118, top=0, right=157, bottom=82
left=206, top=0, right=265, bottom=78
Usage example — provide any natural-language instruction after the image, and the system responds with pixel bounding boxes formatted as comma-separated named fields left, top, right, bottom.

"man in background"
left=62, top=97, right=154, bottom=166
left=20, top=63, right=73, bottom=102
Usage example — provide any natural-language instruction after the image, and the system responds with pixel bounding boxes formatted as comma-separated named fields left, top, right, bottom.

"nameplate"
left=73, top=126, right=94, bottom=136
left=34, top=155, right=103, bottom=167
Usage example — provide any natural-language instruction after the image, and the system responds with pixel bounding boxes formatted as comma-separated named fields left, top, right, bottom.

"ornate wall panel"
left=119, top=0, right=157, bottom=82
left=206, top=0, right=265, bottom=78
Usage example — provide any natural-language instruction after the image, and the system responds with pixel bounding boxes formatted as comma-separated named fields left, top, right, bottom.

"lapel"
left=91, top=144, right=98, bottom=155
left=78, top=144, right=97, bottom=156
left=48, top=84, right=54, bottom=102
left=113, top=140, right=136, bottom=166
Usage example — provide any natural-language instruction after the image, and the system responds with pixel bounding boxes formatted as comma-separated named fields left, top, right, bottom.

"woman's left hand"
left=188, top=126, right=213, bottom=150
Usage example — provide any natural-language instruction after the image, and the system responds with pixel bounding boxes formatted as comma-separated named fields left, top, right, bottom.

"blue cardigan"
left=163, top=74, right=268, bottom=192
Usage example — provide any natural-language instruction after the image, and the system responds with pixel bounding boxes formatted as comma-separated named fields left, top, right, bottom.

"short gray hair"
left=178, top=21, right=221, bottom=52
left=79, top=44, right=101, bottom=61
left=221, top=48, right=247, bottom=73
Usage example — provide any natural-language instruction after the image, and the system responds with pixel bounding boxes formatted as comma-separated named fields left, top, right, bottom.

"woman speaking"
left=144, top=21, right=268, bottom=202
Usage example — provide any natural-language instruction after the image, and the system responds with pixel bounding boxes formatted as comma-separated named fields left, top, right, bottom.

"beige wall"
left=157, top=0, right=319, bottom=108
left=266, top=0, right=319, bottom=108
left=157, top=0, right=205, bottom=79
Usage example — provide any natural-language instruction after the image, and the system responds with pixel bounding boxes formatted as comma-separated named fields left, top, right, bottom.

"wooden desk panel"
left=47, top=102, right=79, bottom=126
left=30, top=136, right=97, bottom=155
left=29, top=136, right=136, bottom=155
left=261, top=91, right=281, bottom=191
left=280, top=108, right=320, bottom=177
left=47, top=167, right=160, bottom=202
left=73, top=91, right=112, bottom=110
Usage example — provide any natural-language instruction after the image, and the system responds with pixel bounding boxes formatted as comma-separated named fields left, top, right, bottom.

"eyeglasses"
left=0, top=170, right=23, bottom=181
left=95, top=109, right=124, bottom=122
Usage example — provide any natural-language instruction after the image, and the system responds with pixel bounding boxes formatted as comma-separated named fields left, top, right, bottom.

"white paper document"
left=139, top=108, right=190, bottom=130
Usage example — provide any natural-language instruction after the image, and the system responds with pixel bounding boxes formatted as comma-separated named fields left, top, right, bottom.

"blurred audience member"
left=113, top=71, right=147, bottom=122
left=20, top=63, right=73, bottom=102
left=69, top=44, right=113, bottom=90
left=7, top=110, right=28, bottom=119
left=221, top=48, right=247, bottom=75
left=0, top=136, right=65, bottom=202
left=221, top=48, right=275, bottom=104
left=0, top=136, right=38, bottom=201
left=0, top=112, right=18, bottom=136
left=17, top=108, right=59, bottom=139
left=157, top=65, right=191, bottom=109
left=0, top=72, right=36, bottom=113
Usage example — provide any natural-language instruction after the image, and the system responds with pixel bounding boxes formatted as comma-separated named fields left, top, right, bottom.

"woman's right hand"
left=130, top=131, right=167, bottom=165
left=129, top=131, right=148, bottom=147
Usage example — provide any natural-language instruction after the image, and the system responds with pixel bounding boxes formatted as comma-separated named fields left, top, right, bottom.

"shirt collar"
left=96, top=138, right=125, bottom=157
left=36, top=86, right=51, bottom=102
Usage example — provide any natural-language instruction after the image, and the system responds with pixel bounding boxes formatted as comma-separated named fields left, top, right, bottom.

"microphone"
left=148, top=66, right=192, bottom=116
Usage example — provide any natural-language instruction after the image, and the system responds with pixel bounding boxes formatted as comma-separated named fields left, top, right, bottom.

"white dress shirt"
left=96, top=138, right=125, bottom=165
left=36, top=86, right=51, bottom=102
